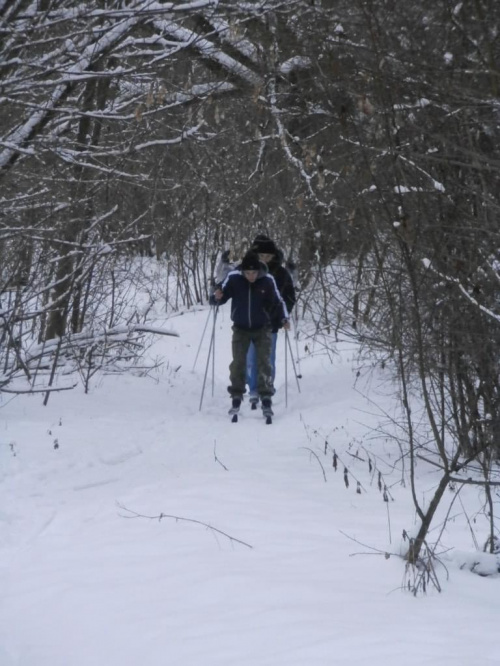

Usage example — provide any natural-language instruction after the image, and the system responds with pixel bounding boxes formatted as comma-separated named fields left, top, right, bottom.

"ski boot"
left=228, top=397, right=242, bottom=423
left=261, top=398, right=273, bottom=425
left=249, top=395, right=259, bottom=411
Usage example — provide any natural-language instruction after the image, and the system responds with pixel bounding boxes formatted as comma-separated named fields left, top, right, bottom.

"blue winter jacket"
left=212, top=268, right=288, bottom=331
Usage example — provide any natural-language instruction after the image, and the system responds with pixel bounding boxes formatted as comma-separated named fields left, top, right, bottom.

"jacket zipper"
left=248, top=282, right=252, bottom=328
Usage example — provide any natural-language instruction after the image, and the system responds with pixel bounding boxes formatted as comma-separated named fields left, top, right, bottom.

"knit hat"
left=252, top=236, right=277, bottom=255
left=240, top=251, right=261, bottom=271
left=253, top=233, right=271, bottom=243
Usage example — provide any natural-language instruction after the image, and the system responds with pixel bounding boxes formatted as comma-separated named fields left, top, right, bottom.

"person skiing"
left=211, top=250, right=290, bottom=420
left=246, top=235, right=296, bottom=408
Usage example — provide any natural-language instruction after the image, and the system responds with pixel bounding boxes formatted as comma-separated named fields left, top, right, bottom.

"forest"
left=1, top=0, right=500, bottom=567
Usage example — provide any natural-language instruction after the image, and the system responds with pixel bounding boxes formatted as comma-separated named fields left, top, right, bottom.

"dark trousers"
left=228, top=326, right=274, bottom=399
left=246, top=333, right=278, bottom=398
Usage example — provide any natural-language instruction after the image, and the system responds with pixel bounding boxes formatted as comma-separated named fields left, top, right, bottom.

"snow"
left=154, top=20, right=263, bottom=86
left=394, top=181, right=445, bottom=194
left=280, top=56, right=312, bottom=75
left=0, top=304, right=498, bottom=665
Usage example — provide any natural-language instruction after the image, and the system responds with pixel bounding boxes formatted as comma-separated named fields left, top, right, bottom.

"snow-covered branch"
left=422, top=259, right=500, bottom=324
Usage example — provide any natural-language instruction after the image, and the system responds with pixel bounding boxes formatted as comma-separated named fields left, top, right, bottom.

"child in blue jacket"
left=212, top=251, right=289, bottom=413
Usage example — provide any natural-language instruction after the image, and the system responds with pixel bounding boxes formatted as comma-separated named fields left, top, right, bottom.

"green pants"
left=228, top=326, right=274, bottom=399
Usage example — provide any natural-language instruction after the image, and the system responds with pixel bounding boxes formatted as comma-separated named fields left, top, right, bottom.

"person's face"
left=243, top=270, right=259, bottom=283
left=258, top=253, right=274, bottom=265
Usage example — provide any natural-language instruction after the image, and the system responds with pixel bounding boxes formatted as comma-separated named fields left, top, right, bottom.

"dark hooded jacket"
left=213, top=238, right=296, bottom=332
left=250, top=236, right=296, bottom=332
left=211, top=265, right=289, bottom=331
left=265, top=255, right=296, bottom=331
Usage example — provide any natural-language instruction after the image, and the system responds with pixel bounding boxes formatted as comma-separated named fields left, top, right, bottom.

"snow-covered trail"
left=0, top=306, right=498, bottom=666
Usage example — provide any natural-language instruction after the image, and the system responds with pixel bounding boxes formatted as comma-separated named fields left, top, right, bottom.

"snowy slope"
left=0, top=305, right=498, bottom=666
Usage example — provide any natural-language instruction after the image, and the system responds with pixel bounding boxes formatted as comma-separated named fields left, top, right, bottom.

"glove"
left=271, top=319, right=282, bottom=333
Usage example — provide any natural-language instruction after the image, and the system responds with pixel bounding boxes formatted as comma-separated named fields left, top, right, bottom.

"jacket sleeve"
left=218, top=273, right=234, bottom=305
left=209, top=273, right=234, bottom=306
left=214, top=256, right=235, bottom=288
left=266, top=275, right=288, bottom=331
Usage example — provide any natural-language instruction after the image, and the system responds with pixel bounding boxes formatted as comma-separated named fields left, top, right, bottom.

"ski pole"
left=211, top=305, right=218, bottom=397
left=285, top=329, right=301, bottom=393
left=284, top=329, right=288, bottom=408
left=199, top=305, right=218, bottom=411
left=293, top=310, right=303, bottom=379
left=192, top=306, right=213, bottom=371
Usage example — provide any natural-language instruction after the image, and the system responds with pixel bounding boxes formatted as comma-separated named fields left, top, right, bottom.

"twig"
left=300, top=447, right=327, bottom=482
left=386, top=501, right=392, bottom=545
left=339, top=529, right=396, bottom=558
left=324, top=441, right=368, bottom=493
left=118, top=503, right=252, bottom=549
left=346, top=451, right=366, bottom=462
left=458, top=492, right=480, bottom=550
left=213, top=439, right=228, bottom=471
left=417, top=453, right=500, bottom=485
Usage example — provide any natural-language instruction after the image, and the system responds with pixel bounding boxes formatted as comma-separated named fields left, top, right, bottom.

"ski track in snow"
left=0, top=306, right=498, bottom=666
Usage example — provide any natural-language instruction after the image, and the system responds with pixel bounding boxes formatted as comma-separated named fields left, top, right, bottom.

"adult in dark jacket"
left=246, top=236, right=296, bottom=406
left=212, top=251, right=289, bottom=412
